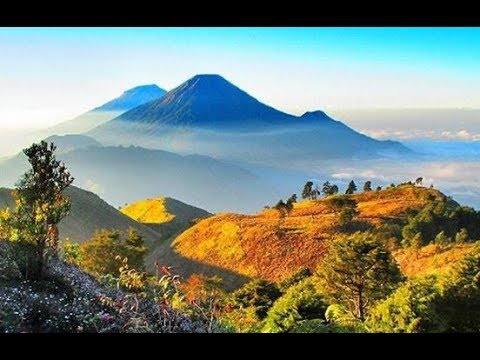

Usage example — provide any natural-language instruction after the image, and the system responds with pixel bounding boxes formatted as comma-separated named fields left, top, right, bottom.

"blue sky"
left=1, top=27, right=480, bottom=129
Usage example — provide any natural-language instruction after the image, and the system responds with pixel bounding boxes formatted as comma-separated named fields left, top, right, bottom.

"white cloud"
left=361, top=128, right=480, bottom=141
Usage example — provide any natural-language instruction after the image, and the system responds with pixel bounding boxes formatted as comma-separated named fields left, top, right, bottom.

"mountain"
left=88, top=74, right=410, bottom=163
left=43, top=134, right=102, bottom=154
left=0, top=141, right=282, bottom=214
left=121, top=197, right=211, bottom=236
left=0, top=186, right=161, bottom=245
left=149, top=185, right=453, bottom=289
left=41, top=84, right=166, bottom=136
left=93, top=84, right=167, bottom=112
left=120, top=197, right=212, bottom=271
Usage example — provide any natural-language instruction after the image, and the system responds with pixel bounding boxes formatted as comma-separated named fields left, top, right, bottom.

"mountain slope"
left=88, top=74, right=410, bottom=162
left=42, top=84, right=166, bottom=136
left=149, top=186, right=450, bottom=288
left=0, top=186, right=161, bottom=245
left=121, top=196, right=211, bottom=239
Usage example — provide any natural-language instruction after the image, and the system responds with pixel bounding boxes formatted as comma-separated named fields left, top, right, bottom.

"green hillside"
left=0, top=186, right=161, bottom=245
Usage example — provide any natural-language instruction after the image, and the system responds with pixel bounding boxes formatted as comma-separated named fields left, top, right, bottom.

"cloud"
left=361, top=128, right=480, bottom=141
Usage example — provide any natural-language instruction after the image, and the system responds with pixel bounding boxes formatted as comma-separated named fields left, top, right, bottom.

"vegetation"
left=321, top=181, right=339, bottom=197
left=79, top=228, right=146, bottom=277
left=0, top=141, right=73, bottom=279
left=1, top=147, right=480, bottom=333
left=345, top=180, right=357, bottom=195
left=318, top=232, right=403, bottom=321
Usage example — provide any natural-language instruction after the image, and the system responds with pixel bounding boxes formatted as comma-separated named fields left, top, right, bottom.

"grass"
left=170, top=185, right=449, bottom=284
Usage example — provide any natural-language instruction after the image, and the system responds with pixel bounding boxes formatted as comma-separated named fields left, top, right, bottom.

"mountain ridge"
left=88, top=74, right=411, bottom=161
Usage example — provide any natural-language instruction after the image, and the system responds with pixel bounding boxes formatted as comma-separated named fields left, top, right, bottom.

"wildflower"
left=101, top=313, right=112, bottom=322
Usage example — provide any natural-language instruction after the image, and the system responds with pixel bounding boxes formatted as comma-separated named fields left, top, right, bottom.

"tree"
left=324, top=195, right=358, bottom=213
left=302, top=181, right=314, bottom=200
left=416, top=177, right=424, bottom=186
left=376, top=186, right=382, bottom=191
left=338, top=207, right=360, bottom=227
left=437, top=245, right=480, bottom=331
left=331, top=184, right=339, bottom=196
left=285, top=194, right=297, bottom=215
left=367, top=276, right=445, bottom=333
left=5, top=141, right=74, bottom=278
left=322, top=181, right=339, bottom=197
left=363, top=181, right=372, bottom=192
left=274, top=200, right=288, bottom=217
left=411, top=232, right=424, bottom=250
left=318, top=232, right=403, bottom=321
left=455, top=228, right=469, bottom=244
left=434, top=230, right=451, bottom=246
left=230, top=279, right=281, bottom=319
left=125, top=228, right=146, bottom=271
left=80, top=229, right=147, bottom=277
left=263, top=278, right=327, bottom=333
left=345, top=180, right=357, bottom=195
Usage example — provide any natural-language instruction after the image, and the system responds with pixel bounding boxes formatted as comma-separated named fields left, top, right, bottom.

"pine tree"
left=345, top=180, right=357, bottom=195
left=318, top=233, right=403, bottom=321
left=363, top=181, right=372, bottom=192
left=6, top=141, right=74, bottom=279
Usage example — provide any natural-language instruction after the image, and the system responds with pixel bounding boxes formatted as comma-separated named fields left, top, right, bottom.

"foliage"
left=437, top=244, right=480, bottom=332
left=322, top=181, right=339, bottom=197
left=363, top=181, right=372, bottom=192
left=230, top=279, right=281, bottom=319
left=434, top=230, right=452, bottom=246
left=324, top=304, right=367, bottom=332
left=302, top=181, right=319, bottom=200
left=324, top=195, right=358, bottom=213
left=318, top=232, right=403, bottom=321
left=367, top=276, right=446, bottom=333
left=3, top=141, right=74, bottom=279
left=79, top=228, right=146, bottom=277
left=62, top=240, right=82, bottom=267
left=338, top=207, right=360, bottom=227
left=279, top=267, right=312, bottom=292
left=345, top=180, right=357, bottom=195
left=263, top=278, right=328, bottom=333
left=455, top=228, right=468, bottom=244
left=402, top=202, right=480, bottom=247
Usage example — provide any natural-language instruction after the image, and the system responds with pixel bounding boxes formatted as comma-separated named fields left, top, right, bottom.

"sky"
left=1, top=27, right=480, bottom=130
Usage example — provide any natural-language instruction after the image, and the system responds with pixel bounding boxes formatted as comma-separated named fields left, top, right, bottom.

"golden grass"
left=170, top=185, right=448, bottom=283
left=121, top=197, right=175, bottom=224
left=394, top=243, right=476, bottom=278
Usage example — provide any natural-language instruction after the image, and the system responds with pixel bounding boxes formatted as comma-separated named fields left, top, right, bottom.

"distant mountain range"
left=0, top=134, right=281, bottom=213
left=88, top=74, right=411, bottom=163
left=41, top=84, right=166, bottom=136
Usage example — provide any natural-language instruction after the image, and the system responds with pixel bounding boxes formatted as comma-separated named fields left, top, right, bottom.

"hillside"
left=88, top=74, right=410, bottom=162
left=153, top=186, right=451, bottom=288
left=0, top=186, right=161, bottom=245
left=121, top=196, right=211, bottom=242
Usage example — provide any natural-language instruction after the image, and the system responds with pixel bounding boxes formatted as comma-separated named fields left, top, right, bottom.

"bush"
left=367, top=276, right=445, bottom=333
left=262, top=278, right=327, bottom=333
left=230, top=279, right=281, bottom=319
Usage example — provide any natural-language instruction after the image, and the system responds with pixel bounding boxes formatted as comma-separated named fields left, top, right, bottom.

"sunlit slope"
left=395, top=243, right=477, bottom=278
left=121, top=196, right=211, bottom=238
left=169, top=186, right=449, bottom=284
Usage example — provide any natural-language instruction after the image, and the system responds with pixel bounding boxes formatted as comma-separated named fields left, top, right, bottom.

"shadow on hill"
left=146, top=238, right=251, bottom=291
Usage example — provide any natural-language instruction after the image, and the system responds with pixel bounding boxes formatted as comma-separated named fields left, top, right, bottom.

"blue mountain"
left=88, top=74, right=411, bottom=161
